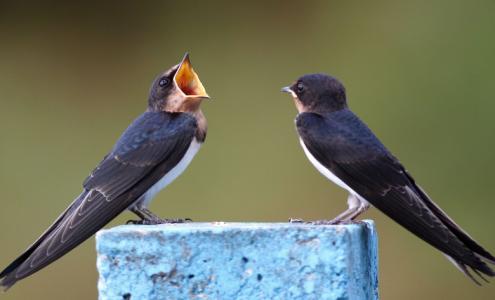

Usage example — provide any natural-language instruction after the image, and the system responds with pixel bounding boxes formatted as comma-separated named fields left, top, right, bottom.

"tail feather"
left=1, top=249, right=39, bottom=291
left=411, top=183, right=495, bottom=278
left=476, top=253, right=495, bottom=266
left=1, top=219, right=67, bottom=290
left=472, top=268, right=490, bottom=284
left=0, top=192, right=86, bottom=290
left=418, top=185, right=495, bottom=264
left=455, top=246, right=495, bottom=278
left=445, top=255, right=492, bottom=285
left=401, top=170, right=495, bottom=276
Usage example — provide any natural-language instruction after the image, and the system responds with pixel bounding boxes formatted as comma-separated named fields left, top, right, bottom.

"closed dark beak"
left=281, top=86, right=292, bottom=93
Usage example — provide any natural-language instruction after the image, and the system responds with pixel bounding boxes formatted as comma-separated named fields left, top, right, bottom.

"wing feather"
left=296, top=110, right=494, bottom=276
left=1, top=112, right=198, bottom=288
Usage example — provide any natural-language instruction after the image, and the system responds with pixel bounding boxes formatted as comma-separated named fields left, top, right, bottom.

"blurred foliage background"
left=0, top=1, right=494, bottom=299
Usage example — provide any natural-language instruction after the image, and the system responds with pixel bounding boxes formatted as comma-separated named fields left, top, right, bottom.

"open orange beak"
left=174, top=53, right=209, bottom=99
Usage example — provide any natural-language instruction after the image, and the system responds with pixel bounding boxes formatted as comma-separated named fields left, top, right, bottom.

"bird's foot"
left=289, top=218, right=359, bottom=225
left=126, top=219, right=141, bottom=225
left=309, top=219, right=340, bottom=225
left=126, top=218, right=192, bottom=225
left=289, top=218, right=305, bottom=223
left=310, top=219, right=363, bottom=225
left=160, top=218, right=192, bottom=224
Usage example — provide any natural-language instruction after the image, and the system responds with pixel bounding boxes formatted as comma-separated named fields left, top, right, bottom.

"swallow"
left=282, top=73, right=495, bottom=284
left=0, top=53, right=210, bottom=290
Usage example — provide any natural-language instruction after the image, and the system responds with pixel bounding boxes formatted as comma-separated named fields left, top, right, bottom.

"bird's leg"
left=127, top=212, right=148, bottom=225
left=127, top=207, right=192, bottom=225
left=344, top=198, right=370, bottom=222
left=310, top=194, right=360, bottom=225
left=126, top=206, right=148, bottom=224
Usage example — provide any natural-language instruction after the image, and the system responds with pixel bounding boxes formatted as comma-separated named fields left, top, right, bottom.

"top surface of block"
left=97, top=221, right=372, bottom=236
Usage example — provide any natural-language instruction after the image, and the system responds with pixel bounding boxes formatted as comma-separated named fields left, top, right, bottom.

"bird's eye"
left=296, top=82, right=305, bottom=93
left=159, top=78, right=170, bottom=87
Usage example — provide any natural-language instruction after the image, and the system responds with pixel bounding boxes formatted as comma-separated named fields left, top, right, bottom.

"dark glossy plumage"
left=296, top=108, right=495, bottom=280
left=0, top=112, right=197, bottom=288
left=292, top=73, right=347, bottom=113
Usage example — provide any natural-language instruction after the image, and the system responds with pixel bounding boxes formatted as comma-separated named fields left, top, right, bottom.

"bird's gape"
left=165, top=55, right=209, bottom=113
left=174, top=55, right=208, bottom=98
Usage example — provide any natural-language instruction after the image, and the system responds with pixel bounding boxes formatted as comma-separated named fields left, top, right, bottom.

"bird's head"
left=148, top=53, right=209, bottom=113
left=281, top=73, right=347, bottom=114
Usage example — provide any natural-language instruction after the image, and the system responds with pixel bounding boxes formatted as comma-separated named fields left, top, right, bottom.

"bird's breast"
left=299, top=138, right=354, bottom=193
left=135, top=138, right=202, bottom=208
left=299, top=138, right=371, bottom=206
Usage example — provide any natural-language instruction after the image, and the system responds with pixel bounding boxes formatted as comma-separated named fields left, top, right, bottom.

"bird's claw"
left=289, top=218, right=305, bottom=223
left=311, top=219, right=341, bottom=225
left=163, top=218, right=192, bottom=224
left=126, top=218, right=192, bottom=225
left=126, top=219, right=140, bottom=225
left=289, top=218, right=360, bottom=225
left=288, top=217, right=340, bottom=225
left=310, top=219, right=360, bottom=225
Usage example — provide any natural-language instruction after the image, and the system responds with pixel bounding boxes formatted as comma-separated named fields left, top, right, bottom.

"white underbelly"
left=299, top=138, right=367, bottom=203
left=134, top=138, right=202, bottom=209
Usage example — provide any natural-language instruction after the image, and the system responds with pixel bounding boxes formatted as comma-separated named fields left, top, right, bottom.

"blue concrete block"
left=96, top=221, right=378, bottom=300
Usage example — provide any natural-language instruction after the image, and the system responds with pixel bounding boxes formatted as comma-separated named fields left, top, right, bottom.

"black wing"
left=1, top=111, right=197, bottom=289
left=296, top=110, right=495, bottom=279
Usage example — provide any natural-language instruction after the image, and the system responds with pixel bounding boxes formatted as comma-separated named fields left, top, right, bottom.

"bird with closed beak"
left=282, top=73, right=495, bottom=284
left=0, top=53, right=210, bottom=290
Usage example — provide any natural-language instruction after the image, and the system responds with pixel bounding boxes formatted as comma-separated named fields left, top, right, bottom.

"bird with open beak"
left=0, top=53, right=210, bottom=290
left=282, top=73, right=495, bottom=284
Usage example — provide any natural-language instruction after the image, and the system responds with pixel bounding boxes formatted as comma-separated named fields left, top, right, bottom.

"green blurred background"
left=1, top=1, right=494, bottom=299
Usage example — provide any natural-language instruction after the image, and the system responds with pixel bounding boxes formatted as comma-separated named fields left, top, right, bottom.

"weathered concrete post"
left=96, top=221, right=378, bottom=300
